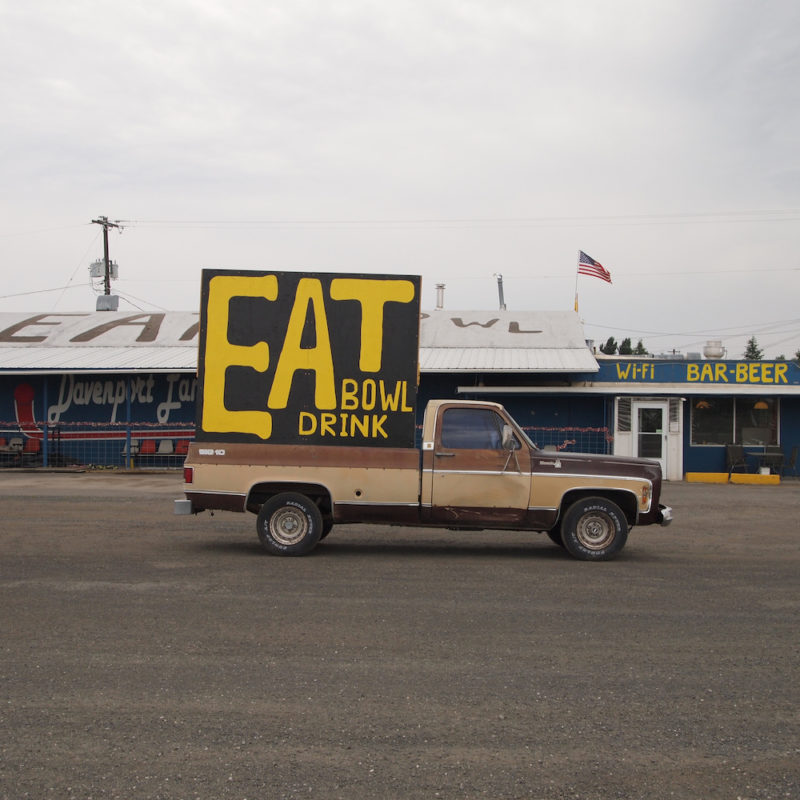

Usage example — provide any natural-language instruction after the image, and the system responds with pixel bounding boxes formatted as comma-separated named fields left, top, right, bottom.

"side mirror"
left=501, top=424, right=518, bottom=451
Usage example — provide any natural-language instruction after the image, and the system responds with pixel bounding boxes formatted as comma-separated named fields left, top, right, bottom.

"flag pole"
left=574, top=251, right=580, bottom=312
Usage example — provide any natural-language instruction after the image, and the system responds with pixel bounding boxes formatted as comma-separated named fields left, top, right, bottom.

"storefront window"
left=691, top=397, right=733, bottom=445
left=691, top=397, right=778, bottom=445
left=736, top=397, right=778, bottom=445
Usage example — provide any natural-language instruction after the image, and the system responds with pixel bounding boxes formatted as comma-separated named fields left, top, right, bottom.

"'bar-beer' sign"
left=196, top=270, right=421, bottom=447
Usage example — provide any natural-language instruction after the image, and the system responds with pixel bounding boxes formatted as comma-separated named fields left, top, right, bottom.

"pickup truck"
left=176, top=398, right=672, bottom=561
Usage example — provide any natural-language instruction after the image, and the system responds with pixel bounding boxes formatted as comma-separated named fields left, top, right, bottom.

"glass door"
left=633, top=402, right=667, bottom=472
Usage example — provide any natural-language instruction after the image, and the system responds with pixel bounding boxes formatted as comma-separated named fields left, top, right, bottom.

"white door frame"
left=632, top=400, right=669, bottom=473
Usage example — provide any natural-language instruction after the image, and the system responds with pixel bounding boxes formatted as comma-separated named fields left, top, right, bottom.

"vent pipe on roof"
left=494, top=274, right=507, bottom=310
left=435, top=283, right=445, bottom=309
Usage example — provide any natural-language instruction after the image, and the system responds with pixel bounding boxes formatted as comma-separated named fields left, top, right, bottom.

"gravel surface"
left=1, top=472, right=798, bottom=799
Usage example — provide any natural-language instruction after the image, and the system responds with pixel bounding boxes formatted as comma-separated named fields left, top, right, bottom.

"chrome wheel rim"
left=269, top=506, right=309, bottom=546
left=575, top=511, right=615, bottom=551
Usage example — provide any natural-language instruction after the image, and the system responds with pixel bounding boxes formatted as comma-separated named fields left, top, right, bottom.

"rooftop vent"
left=703, top=340, right=725, bottom=359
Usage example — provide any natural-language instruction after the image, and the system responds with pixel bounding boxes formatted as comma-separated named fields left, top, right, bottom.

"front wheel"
left=256, top=493, right=322, bottom=556
left=560, top=498, right=628, bottom=561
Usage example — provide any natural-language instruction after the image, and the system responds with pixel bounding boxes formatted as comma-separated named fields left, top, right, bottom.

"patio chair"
left=781, top=446, right=798, bottom=478
left=762, top=445, right=785, bottom=474
left=22, top=437, right=42, bottom=465
left=726, top=444, right=748, bottom=477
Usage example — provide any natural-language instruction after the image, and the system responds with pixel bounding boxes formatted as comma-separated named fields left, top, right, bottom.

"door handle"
left=435, top=452, right=455, bottom=457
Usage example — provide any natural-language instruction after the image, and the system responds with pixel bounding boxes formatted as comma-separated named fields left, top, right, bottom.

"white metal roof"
left=0, top=309, right=598, bottom=374
left=419, top=310, right=598, bottom=372
left=0, top=312, right=200, bottom=373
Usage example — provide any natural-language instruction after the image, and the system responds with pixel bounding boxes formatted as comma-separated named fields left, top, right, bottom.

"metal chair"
left=781, top=446, right=798, bottom=478
left=726, top=444, right=749, bottom=477
left=761, top=445, right=785, bottom=475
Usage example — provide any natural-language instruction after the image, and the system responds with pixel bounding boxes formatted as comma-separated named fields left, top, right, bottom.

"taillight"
left=184, top=466, right=194, bottom=484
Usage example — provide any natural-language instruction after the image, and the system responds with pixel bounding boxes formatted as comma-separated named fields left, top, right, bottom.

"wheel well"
left=246, top=483, right=332, bottom=519
left=559, top=489, right=638, bottom=527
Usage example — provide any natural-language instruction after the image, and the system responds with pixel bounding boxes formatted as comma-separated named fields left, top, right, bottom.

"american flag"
left=578, top=251, right=612, bottom=283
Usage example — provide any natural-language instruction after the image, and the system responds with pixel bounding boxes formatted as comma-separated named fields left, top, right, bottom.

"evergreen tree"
left=599, top=336, right=618, bottom=355
left=619, top=337, right=633, bottom=355
left=633, top=339, right=649, bottom=355
left=744, top=336, right=763, bottom=360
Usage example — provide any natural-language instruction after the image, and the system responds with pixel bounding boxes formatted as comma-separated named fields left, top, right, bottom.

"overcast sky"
left=1, top=0, right=799, bottom=358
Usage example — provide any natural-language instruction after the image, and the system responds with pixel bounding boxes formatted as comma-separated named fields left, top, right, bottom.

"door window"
left=637, top=407, right=663, bottom=459
left=440, top=408, right=505, bottom=450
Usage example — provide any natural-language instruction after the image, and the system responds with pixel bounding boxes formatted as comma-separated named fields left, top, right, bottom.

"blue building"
left=1, top=309, right=797, bottom=479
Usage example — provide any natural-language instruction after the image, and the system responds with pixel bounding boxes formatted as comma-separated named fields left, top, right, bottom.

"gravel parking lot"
left=1, top=472, right=798, bottom=799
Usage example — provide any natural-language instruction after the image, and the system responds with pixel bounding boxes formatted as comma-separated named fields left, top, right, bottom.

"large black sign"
left=196, top=270, right=421, bottom=447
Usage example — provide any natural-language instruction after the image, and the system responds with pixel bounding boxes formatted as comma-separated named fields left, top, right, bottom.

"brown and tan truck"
left=174, top=269, right=671, bottom=560
left=176, top=396, right=671, bottom=561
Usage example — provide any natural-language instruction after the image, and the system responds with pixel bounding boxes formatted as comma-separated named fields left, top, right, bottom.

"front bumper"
left=657, top=504, right=673, bottom=526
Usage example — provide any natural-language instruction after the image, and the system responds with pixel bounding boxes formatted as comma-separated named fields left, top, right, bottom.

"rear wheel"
left=560, top=498, right=628, bottom=561
left=256, top=492, right=322, bottom=556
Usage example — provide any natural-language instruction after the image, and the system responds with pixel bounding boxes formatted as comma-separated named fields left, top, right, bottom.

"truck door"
left=428, top=406, right=531, bottom=525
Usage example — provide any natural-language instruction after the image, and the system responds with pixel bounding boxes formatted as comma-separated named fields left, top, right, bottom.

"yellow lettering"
left=379, top=380, right=402, bottom=411
left=617, top=363, right=632, bottom=380
left=371, top=414, right=388, bottom=438
left=714, top=363, right=728, bottom=382
left=687, top=364, right=700, bottom=382
left=341, top=378, right=359, bottom=410
left=762, top=363, right=773, bottom=383
left=700, top=363, right=714, bottom=381
left=775, top=363, right=788, bottom=384
left=298, top=411, right=317, bottom=435
left=268, top=278, right=336, bottom=410
left=320, top=412, right=336, bottom=436
left=296, top=411, right=392, bottom=439
left=350, top=414, right=369, bottom=437
left=401, top=381, right=412, bottom=412
left=202, top=275, right=276, bottom=439
left=362, top=378, right=376, bottom=411
left=329, top=278, right=416, bottom=372
left=736, top=363, right=748, bottom=382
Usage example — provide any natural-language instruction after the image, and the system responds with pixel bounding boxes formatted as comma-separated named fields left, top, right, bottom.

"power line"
left=0, top=285, right=89, bottom=300
left=0, top=223, right=91, bottom=239
left=117, top=209, right=800, bottom=229
left=51, top=229, right=102, bottom=311
left=584, top=316, right=800, bottom=338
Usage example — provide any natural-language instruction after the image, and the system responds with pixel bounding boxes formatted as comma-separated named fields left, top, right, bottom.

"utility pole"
left=91, top=216, right=122, bottom=295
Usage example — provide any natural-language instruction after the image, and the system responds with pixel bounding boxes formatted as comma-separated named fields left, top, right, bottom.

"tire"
left=256, top=492, right=322, bottom=556
left=560, top=497, right=628, bottom=561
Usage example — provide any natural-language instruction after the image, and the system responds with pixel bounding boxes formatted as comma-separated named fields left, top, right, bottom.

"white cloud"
left=1, top=0, right=799, bottom=357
